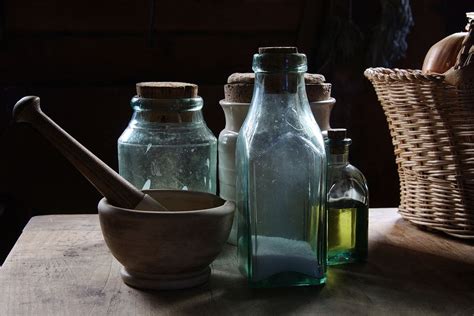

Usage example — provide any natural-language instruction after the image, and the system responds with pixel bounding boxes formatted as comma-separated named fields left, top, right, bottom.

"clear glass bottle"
left=118, top=82, right=217, bottom=193
left=236, top=47, right=327, bottom=287
left=326, top=129, right=368, bottom=265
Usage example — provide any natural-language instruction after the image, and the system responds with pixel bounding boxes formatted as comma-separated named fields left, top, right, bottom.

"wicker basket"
left=365, top=67, right=474, bottom=239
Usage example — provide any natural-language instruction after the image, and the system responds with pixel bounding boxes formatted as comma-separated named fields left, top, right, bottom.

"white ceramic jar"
left=218, top=100, right=250, bottom=202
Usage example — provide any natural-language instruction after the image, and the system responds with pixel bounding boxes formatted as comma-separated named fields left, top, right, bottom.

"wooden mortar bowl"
left=98, top=190, right=235, bottom=290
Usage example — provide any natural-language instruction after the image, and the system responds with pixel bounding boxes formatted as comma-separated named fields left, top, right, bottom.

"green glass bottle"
left=235, top=47, right=327, bottom=287
left=326, top=129, right=369, bottom=265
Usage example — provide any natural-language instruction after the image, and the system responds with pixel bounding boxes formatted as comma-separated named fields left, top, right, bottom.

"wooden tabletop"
left=0, top=208, right=473, bottom=315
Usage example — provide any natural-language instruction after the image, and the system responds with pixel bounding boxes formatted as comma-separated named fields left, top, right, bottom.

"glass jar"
left=235, top=47, right=327, bottom=287
left=118, top=82, right=217, bottom=193
left=326, top=128, right=369, bottom=265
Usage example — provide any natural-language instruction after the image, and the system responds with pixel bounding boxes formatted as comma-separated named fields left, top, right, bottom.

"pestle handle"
left=13, top=96, right=166, bottom=211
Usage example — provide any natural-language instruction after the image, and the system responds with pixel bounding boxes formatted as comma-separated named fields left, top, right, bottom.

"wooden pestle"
left=13, top=96, right=167, bottom=211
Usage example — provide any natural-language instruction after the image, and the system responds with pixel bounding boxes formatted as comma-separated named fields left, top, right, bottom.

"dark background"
left=0, top=0, right=472, bottom=263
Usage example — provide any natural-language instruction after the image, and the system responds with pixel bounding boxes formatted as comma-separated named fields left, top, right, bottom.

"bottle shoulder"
left=238, top=118, right=325, bottom=155
left=218, top=129, right=239, bottom=142
left=329, top=163, right=366, bottom=180
left=344, top=164, right=367, bottom=183
left=241, top=99, right=322, bottom=135
left=328, top=163, right=369, bottom=204
left=236, top=129, right=325, bottom=160
left=118, top=124, right=216, bottom=146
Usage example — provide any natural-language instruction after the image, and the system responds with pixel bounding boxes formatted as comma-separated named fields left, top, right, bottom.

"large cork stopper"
left=227, top=73, right=255, bottom=84
left=224, top=73, right=331, bottom=103
left=304, top=73, right=331, bottom=102
left=305, top=73, right=325, bottom=84
left=224, top=73, right=255, bottom=103
left=136, top=82, right=198, bottom=99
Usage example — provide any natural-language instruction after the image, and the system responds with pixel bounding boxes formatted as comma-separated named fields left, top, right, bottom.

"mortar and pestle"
left=13, top=96, right=235, bottom=290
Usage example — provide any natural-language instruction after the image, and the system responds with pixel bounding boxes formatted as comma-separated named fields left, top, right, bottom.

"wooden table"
left=1, top=208, right=473, bottom=315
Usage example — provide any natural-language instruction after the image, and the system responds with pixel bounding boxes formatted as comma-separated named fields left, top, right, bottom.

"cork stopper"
left=305, top=73, right=325, bottom=84
left=328, top=128, right=347, bottom=141
left=226, top=73, right=326, bottom=85
left=306, top=84, right=332, bottom=102
left=136, top=82, right=198, bottom=99
left=227, top=73, right=255, bottom=84
left=305, top=74, right=330, bottom=101
left=258, top=47, right=298, bottom=54
left=224, top=73, right=255, bottom=103
left=327, top=128, right=352, bottom=154
left=224, top=72, right=331, bottom=103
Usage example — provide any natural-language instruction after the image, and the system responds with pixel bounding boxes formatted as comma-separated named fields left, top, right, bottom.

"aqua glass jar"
left=118, top=82, right=217, bottom=193
left=235, top=47, right=327, bottom=287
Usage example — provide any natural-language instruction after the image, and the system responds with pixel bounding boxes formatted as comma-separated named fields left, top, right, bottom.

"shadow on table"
left=326, top=217, right=474, bottom=314
left=137, top=272, right=326, bottom=315
left=135, top=243, right=327, bottom=314
left=135, top=218, right=474, bottom=314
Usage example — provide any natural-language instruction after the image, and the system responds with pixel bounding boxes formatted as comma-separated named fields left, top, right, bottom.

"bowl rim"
left=98, top=189, right=235, bottom=216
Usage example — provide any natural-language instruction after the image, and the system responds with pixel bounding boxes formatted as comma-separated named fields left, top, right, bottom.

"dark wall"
left=0, top=0, right=472, bottom=262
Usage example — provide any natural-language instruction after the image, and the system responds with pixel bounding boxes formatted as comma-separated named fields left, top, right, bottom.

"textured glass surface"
left=236, top=58, right=327, bottom=287
left=118, top=97, right=217, bottom=193
left=326, top=147, right=369, bottom=265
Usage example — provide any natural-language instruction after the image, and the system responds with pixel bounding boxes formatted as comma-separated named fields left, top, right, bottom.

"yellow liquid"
left=328, top=207, right=356, bottom=251
left=327, top=200, right=368, bottom=265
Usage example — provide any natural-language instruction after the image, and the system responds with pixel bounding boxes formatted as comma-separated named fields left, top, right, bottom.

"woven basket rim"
left=364, top=67, right=445, bottom=83
left=366, top=66, right=474, bottom=240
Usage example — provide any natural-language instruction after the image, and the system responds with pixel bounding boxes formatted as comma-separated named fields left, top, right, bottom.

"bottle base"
left=247, top=271, right=326, bottom=288
left=327, top=250, right=366, bottom=266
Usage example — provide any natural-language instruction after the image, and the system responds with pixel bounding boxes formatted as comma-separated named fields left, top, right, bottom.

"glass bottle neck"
left=252, top=72, right=309, bottom=109
left=246, top=71, right=320, bottom=138
left=255, top=72, right=305, bottom=94
left=328, top=151, right=349, bottom=166
left=130, top=96, right=204, bottom=125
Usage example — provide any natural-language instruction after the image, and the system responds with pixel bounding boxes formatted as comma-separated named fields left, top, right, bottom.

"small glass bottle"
left=236, top=47, right=327, bottom=287
left=326, top=129, right=369, bottom=265
left=118, top=82, right=217, bottom=193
